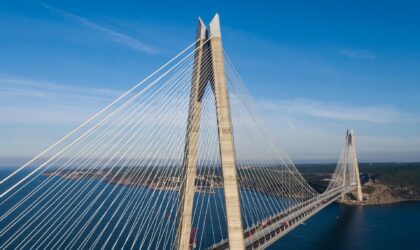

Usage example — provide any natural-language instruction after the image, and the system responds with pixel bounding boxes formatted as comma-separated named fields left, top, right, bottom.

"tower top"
left=209, top=13, right=221, bottom=38
left=196, top=17, right=207, bottom=39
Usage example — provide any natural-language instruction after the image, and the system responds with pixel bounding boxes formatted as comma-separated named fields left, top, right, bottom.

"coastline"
left=338, top=198, right=420, bottom=206
left=338, top=181, right=420, bottom=206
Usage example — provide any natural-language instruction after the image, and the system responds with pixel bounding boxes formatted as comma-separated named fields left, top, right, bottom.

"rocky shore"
left=339, top=180, right=418, bottom=206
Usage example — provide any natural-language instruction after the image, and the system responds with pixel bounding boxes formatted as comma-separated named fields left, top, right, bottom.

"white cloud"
left=260, top=98, right=419, bottom=123
left=251, top=98, right=420, bottom=162
left=0, top=77, right=121, bottom=101
left=339, top=49, right=376, bottom=59
left=42, top=3, right=158, bottom=54
left=0, top=76, right=121, bottom=125
left=1, top=75, right=419, bottom=163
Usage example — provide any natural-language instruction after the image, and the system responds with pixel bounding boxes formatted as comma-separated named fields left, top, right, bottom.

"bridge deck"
left=209, top=186, right=355, bottom=250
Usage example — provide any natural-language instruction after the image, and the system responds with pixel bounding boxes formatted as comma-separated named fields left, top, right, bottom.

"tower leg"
left=209, top=14, right=245, bottom=249
left=176, top=18, right=208, bottom=250
left=177, top=14, right=245, bottom=249
left=350, top=130, right=363, bottom=202
left=341, top=130, right=350, bottom=200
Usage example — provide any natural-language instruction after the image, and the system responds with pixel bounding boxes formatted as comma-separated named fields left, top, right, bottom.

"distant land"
left=43, top=166, right=308, bottom=199
left=297, top=162, right=420, bottom=205
left=41, top=162, right=420, bottom=206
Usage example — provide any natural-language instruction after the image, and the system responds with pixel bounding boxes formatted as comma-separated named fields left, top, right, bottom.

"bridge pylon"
left=341, top=130, right=350, bottom=200
left=349, top=129, right=363, bottom=202
left=175, top=14, right=245, bottom=250
left=342, top=129, right=363, bottom=202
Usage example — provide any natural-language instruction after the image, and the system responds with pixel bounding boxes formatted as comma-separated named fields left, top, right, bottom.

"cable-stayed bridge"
left=0, top=14, right=363, bottom=250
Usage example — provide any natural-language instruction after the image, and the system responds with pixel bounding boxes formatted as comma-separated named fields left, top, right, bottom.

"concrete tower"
left=349, top=129, right=363, bottom=202
left=341, top=129, right=363, bottom=202
left=176, top=14, right=245, bottom=250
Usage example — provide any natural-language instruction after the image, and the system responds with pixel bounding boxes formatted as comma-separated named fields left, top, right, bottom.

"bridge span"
left=210, top=185, right=356, bottom=250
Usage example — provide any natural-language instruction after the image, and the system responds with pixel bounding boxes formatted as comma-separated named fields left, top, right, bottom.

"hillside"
left=297, top=162, right=420, bottom=204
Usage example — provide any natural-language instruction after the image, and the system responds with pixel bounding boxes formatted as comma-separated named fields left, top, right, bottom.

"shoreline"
left=338, top=198, right=420, bottom=207
left=338, top=180, right=420, bottom=206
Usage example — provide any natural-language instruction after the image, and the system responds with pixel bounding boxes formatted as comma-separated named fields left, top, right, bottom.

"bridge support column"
left=209, top=14, right=245, bottom=250
left=177, top=14, right=245, bottom=250
left=176, top=18, right=208, bottom=250
left=349, top=129, right=363, bottom=202
left=341, top=130, right=350, bottom=201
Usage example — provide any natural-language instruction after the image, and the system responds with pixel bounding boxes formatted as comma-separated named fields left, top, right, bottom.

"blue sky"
left=1, top=0, right=419, bottom=165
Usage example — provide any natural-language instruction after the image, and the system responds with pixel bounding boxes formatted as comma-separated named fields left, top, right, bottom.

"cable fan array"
left=0, top=38, right=358, bottom=250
